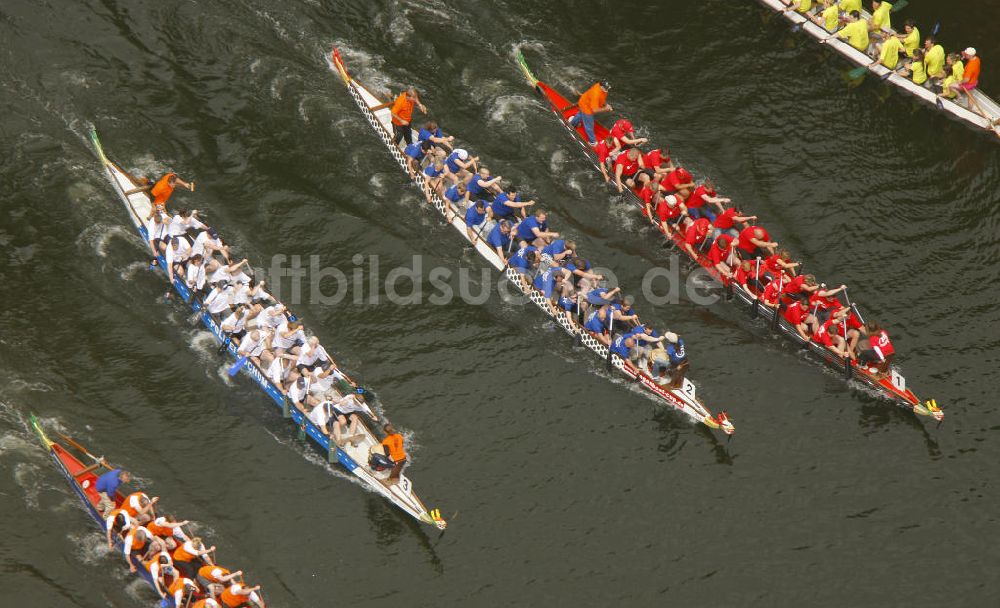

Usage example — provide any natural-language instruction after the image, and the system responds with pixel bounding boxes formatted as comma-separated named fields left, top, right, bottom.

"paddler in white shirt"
left=165, top=236, right=193, bottom=284
left=186, top=254, right=208, bottom=296
left=330, top=390, right=378, bottom=446
left=236, top=329, right=274, bottom=369
left=208, top=258, right=251, bottom=287
left=191, top=227, right=229, bottom=261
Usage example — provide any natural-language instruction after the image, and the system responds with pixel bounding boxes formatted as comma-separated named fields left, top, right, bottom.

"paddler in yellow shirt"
left=838, top=0, right=861, bottom=12
left=812, top=0, right=839, bottom=32
left=868, top=1, right=892, bottom=36
left=922, top=37, right=946, bottom=78
left=901, top=48, right=928, bottom=85
left=937, top=54, right=964, bottom=100
left=782, top=0, right=813, bottom=14
left=898, top=20, right=920, bottom=57
left=871, top=35, right=905, bottom=70
left=822, top=10, right=870, bottom=52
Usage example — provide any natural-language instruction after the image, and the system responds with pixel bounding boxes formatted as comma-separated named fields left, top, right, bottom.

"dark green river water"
left=1, top=0, right=998, bottom=606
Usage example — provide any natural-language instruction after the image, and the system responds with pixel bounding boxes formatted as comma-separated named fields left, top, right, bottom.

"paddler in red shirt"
left=712, top=206, right=756, bottom=239
left=682, top=218, right=712, bottom=258
left=782, top=297, right=812, bottom=340
left=762, top=249, right=799, bottom=281
left=654, top=193, right=689, bottom=233
left=685, top=179, right=730, bottom=223
left=857, top=322, right=895, bottom=374
left=706, top=234, right=740, bottom=279
left=812, top=307, right=852, bottom=358
left=662, top=167, right=695, bottom=198
left=609, top=119, right=648, bottom=149
left=737, top=225, right=778, bottom=260
left=642, top=148, right=673, bottom=177
left=613, top=148, right=645, bottom=193
left=807, top=283, right=847, bottom=323
left=594, top=135, right=619, bottom=182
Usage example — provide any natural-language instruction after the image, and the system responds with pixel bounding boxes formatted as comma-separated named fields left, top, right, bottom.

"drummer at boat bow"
left=125, top=172, right=194, bottom=215
left=371, top=423, right=408, bottom=483
left=567, top=80, right=612, bottom=146
left=93, top=466, right=130, bottom=516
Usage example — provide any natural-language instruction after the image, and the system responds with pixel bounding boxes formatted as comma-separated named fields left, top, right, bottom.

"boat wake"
left=486, top=95, right=533, bottom=132
left=67, top=530, right=115, bottom=566
left=76, top=223, right=145, bottom=259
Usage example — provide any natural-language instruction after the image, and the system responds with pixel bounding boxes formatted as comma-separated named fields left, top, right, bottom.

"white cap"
left=665, top=194, right=678, bottom=206
left=964, top=47, right=976, bottom=57
left=665, top=332, right=679, bottom=343
left=455, top=148, right=469, bottom=160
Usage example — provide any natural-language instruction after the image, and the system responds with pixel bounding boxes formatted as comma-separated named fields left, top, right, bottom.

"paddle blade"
left=228, top=355, right=248, bottom=377
left=848, top=66, right=868, bottom=79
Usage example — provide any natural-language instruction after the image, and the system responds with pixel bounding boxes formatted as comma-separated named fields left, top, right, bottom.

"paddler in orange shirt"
left=389, top=87, right=427, bottom=147
left=568, top=80, right=612, bottom=147
left=379, top=423, right=408, bottom=483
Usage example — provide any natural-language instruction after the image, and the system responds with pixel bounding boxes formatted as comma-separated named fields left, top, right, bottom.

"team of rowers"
left=386, top=90, right=693, bottom=388
left=76, top=462, right=263, bottom=608
left=781, top=0, right=990, bottom=120
left=567, top=93, right=899, bottom=374
left=135, top=175, right=412, bottom=483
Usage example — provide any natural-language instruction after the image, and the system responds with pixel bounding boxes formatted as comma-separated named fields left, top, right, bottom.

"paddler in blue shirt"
left=466, top=167, right=502, bottom=199
left=488, top=187, right=535, bottom=221
left=516, top=210, right=560, bottom=247
left=508, top=241, right=538, bottom=274
left=444, top=148, right=478, bottom=185
left=486, top=220, right=513, bottom=259
left=654, top=331, right=688, bottom=387
left=542, top=239, right=576, bottom=264
left=464, top=200, right=488, bottom=241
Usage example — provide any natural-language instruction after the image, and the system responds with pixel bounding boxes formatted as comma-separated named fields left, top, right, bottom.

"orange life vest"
left=198, top=564, right=231, bottom=583
left=172, top=542, right=199, bottom=563
left=151, top=172, right=177, bottom=206
left=390, top=93, right=415, bottom=126
left=168, top=577, right=196, bottom=598
left=125, top=527, right=150, bottom=552
left=193, top=600, right=221, bottom=608
left=220, top=584, right=249, bottom=607
left=381, top=433, right=406, bottom=462
left=146, top=519, right=174, bottom=537
left=121, top=492, right=147, bottom=517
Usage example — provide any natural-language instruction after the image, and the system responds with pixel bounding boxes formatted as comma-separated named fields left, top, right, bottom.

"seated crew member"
left=146, top=514, right=190, bottom=552
left=488, top=187, right=535, bottom=220
left=856, top=322, right=895, bottom=373
left=822, top=10, right=869, bottom=52
left=192, top=599, right=222, bottom=608
left=583, top=304, right=614, bottom=346
left=191, top=226, right=229, bottom=262
left=653, top=193, right=689, bottom=233
left=541, top=238, right=576, bottom=264
left=900, top=48, right=928, bottom=85
left=167, top=576, right=200, bottom=608
left=594, top=135, right=618, bottom=182
left=123, top=525, right=161, bottom=572
left=762, top=249, right=799, bottom=280
left=442, top=182, right=469, bottom=221
left=443, top=148, right=478, bottom=185
left=808, top=283, right=847, bottom=322
left=871, top=31, right=906, bottom=70
left=271, top=319, right=305, bottom=357
left=516, top=210, right=559, bottom=248
left=685, top=179, right=729, bottom=222
left=661, top=167, right=695, bottom=198
left=121, top=491, right=158, bottom=524
left=712, top=205, right=756, bottom=240
left=782, top=296, right=813, bottom=339
left=867, top=1, right=892, bottom=36
left=662, top=332, right=688, bottom=387
left=781, top=0, right=813, bottom=14
left=923, top=36, right=946, bottom=79
left=609, top=118, right=647, bottom=148
left=148, top=553, right=177, bottom=600
left=812, top=306, right=853, bottom=358
left=166, top=209, right=205, bottom=240
left=737, top=225, right=778, bottom=260
left=185, top=254, right=208, bottom=298
left=567, top=80, right=612, bottom=146
left=329, top=391, right=378, bottom=446
left=147, top=212, right=171, bottom=257
left=898, top=20, right=920, bottom=57
left=486, top=220, right=513, bottom=259
left=707, top=234, right=741, bottom=279
left=172, top=536, right=216, bottom=578
left=810, top=0, right=839, bottom=32
left=105, top=507, right=132, bottom=549
left=507, top=240, right=538, bottom=274
left=403, top=139, right=431, bottom=178
left=950, top=48, right=985, bottom=117
left=198, top=564, right=243, bottom=599
left=613, top=148, right=644, bottom=193
left=94, top=467, right=130, bottom=516
left=219, top=581, right=265, bottom=608
left=374, top=423, right=408, bottom=483
left=682, top=217, right=712, bottom=258
left=466, top=167, right=503, bottom=199
left=464, top=199, right=489, bottom=242
left=838, top=0, right=862, bottom=13
left=417, top=120, right=454, bottom=149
